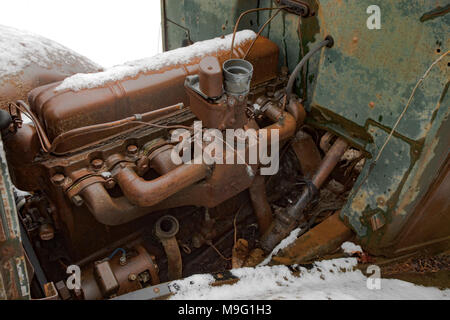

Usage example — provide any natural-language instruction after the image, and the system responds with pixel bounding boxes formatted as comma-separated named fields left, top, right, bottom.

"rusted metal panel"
left=271, top=212, right=353, bottom=265
left=308, top=0, right=449, bottom=255
left=0, top=136, right=30, bottom=300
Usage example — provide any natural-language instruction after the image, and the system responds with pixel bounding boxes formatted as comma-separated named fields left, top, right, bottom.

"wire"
left=108, top=247, right=126, bottom=260
left=230, top=6, right=287, bottom=59
left=166, top=18, right=193, bottom=45
left=242, top=6, right=287, bottom=60
left=10, top=101, right=52, bottom=152
left=373, top=50, right=449, bottom=163
left=285, top=37, right=333, bottom=101
left=207, top=240, right=231, bottom=261
left=349, top=50, right=449, bottom=199
left=9, top=101, right=189, bottom=154
left=132, top=121, right=193, bottom=131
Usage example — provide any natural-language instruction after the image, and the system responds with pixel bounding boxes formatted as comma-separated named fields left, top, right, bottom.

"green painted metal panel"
left=310, top=0, right=449, bottom=252
left=0, top=136, right=30, bottom=300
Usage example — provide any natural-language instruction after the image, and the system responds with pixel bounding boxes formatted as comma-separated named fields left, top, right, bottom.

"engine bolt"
left=127, top=145, right=138, bottom=156
left=39, top=224, right=55, bottom=241
left=51, top=173, right=65, bottom=186
left=105, top=179, right=116, bottom=189
left=128, top=273, right=137, bottom=281
left=91, top=158, right=103, bottom=170
left=71, top=195, right=84, bottom=207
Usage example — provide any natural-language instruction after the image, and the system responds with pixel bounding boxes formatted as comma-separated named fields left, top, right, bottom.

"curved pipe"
left=286, top=36, right=334, bottom=101
left=114, top=162, right=209, bottom=208
left=80, top=183, right=155, bottom=226
left=155, top=215, right=183, bottom=280
left=80, top=182, right=200, bottom=226
left=263, top=103, right=297, bottom=142
left=249, top=175, right=273, bottom=234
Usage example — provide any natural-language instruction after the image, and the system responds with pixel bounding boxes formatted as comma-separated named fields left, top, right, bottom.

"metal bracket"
left=277, top=0, right=312, bottom=17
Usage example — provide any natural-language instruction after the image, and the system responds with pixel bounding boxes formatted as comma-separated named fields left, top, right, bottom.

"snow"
left=0, top=24, right=101, bottom=78
left=1, top=1, right=162, bottom=68
left=341, top=241, right=363, bottom=254
left=54, top=30, right=257, bottom=92
left=258, top=228, right=302, bottom=266
left=169, top=258, right=450, bottom=300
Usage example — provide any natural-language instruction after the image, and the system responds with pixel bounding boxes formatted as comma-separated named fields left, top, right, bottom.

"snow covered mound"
left=169, top=258, right=450, bottom=300
left=55, top=30, right=257, bottom=92
left=0, top=24, right=101, bottom=78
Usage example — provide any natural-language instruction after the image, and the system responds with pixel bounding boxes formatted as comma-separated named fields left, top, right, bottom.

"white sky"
left=0, top=0, right=162, bottom=68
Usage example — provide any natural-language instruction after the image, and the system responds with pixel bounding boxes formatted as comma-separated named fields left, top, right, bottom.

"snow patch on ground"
left=55, top=30, right=256, bottom=92
left=341, top=241, right=363, bottom=254
left=0, top=24, right=101, bottom=78
left=169, top=258, right=450, bottom=300
left=258, top=228, right=302, bottom=266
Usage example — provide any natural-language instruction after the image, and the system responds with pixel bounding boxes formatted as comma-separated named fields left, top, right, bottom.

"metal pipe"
left=114, top=161, right=209, bottom=208
left=291, top=130, right=322, bottom=178
left=249, top=175, right=273, bottom=234
left=148, top=145, right=181, bottom=175
left=80, top=183, right=156, bottom=226
left=80, top=182, right=199, bottom=226
left=311, top=138, right=348, bottom=187
left=263, top=103, right=297, bottom=142
left=260, top=137, right=348, bottom=252
left=154, top=215, right=182, bottom=281
left=286, top=98, right=306, bottom=125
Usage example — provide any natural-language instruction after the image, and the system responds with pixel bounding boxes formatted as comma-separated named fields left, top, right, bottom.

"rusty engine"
left=1, top=28, right=364, bottom=299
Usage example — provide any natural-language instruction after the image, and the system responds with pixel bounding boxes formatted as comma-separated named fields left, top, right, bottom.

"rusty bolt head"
left=91, top=158, right=104, bottom=170
left=104, top=179, right=116, bottom=189
left=51, top=173, right=65, bottom=186
left=39, top=224, right=55, bottom=241
left=216, top=273, right=223, bottom=279
left=71, top=195, right=84, bottom=207
left=369, top=101, right=375, bottom=109
left=377, top=197, right=385, bottom=206
left=136, top=157, right=149, bottom=174
left=128, top=273, right=137, bottom=281
left=153, top=287, right=160, bottom=294
left=127, top=145, right=138, bottom=156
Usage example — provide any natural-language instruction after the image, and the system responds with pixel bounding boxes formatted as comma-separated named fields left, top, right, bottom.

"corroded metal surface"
left=0, top=137, right=30, bottom=300
left=309, top=0, right=449, bottom=255
left=271, top=212, right=353, bottom=265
